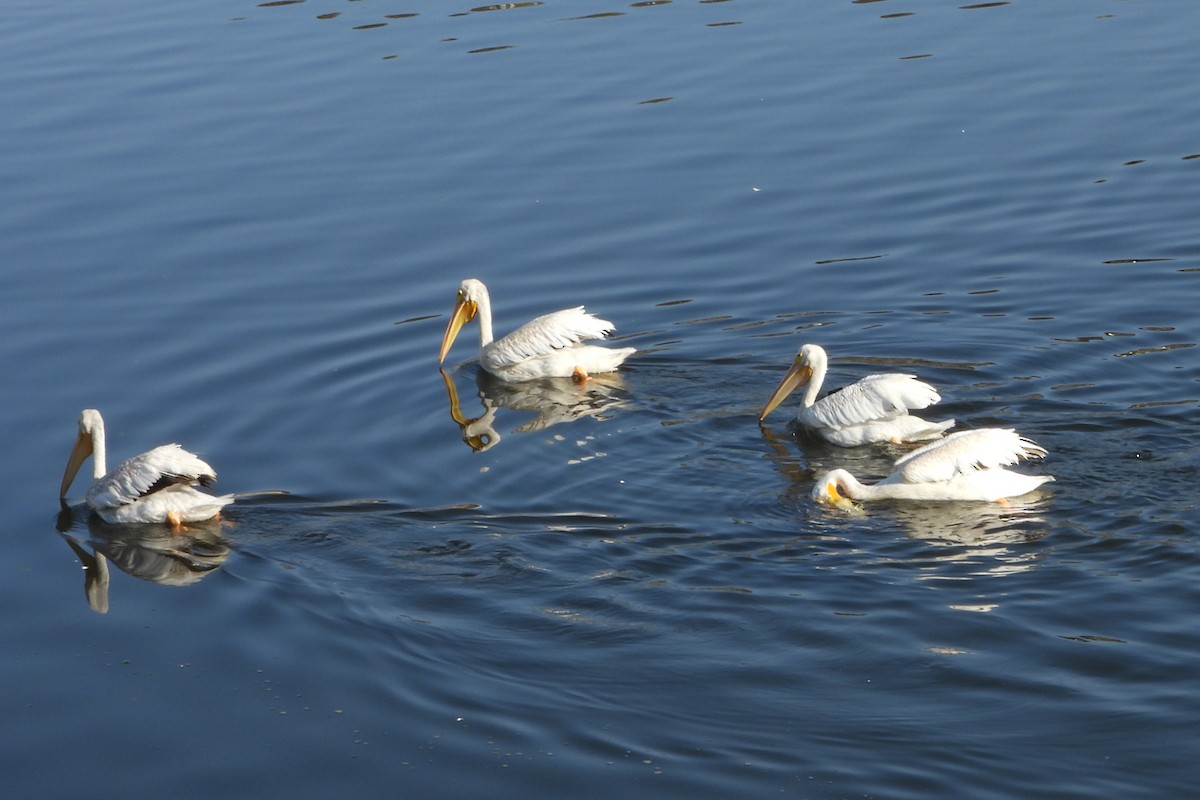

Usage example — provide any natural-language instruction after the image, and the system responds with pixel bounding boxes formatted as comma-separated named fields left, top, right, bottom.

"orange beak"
left=757, top=358, right=814, bottom=422
left=60, top=431, right=93, bottom=498
left=438, top=294, right=478, bottom=364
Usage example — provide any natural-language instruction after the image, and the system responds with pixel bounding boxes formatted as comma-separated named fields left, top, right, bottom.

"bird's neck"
left=476, top=293, right=495, bottom=349
left=834, top=471, right=879, bottom=500
left=91, top=424, right=107, bottom=480
left=802, top=357, right=826, bottom=409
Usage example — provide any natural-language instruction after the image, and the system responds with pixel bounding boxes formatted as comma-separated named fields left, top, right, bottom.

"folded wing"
left=893, top=428, right=1047, bottom=485
left=487, top=306, right=617, bottom=371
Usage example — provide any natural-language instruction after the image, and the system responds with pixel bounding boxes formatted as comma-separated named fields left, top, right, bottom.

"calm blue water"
left=3, top=1, right=1198, bottom=797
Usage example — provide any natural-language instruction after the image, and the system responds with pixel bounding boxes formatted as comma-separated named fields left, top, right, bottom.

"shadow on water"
left=50, top=488, right=646, bottom=614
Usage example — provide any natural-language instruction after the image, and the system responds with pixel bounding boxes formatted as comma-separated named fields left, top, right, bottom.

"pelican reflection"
left=56, top=501, right=231, bottom=613
left=441, top=367, right=631, bottom=452
left=880, top=493, right=1051, bottom=547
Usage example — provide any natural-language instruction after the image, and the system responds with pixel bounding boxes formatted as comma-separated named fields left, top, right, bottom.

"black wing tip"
left=140, top=472, right=217, bottom=498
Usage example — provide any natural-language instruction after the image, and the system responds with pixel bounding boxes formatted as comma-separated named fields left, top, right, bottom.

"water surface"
left=2, top=1, right=1198, bottom=798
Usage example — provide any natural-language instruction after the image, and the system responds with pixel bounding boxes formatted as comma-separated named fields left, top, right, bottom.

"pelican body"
left=758, top=343, right=954, bottom=446
left=438, top=278, right=635, bottom=382
left=59, top=409, right=233, bottom=527
left=813, top=428, right=1054, bottom=504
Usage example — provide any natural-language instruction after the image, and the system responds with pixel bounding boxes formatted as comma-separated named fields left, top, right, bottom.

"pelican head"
left=811, top=469, right=857, bottom=506
left=758, top=343, right=821, bottom=422
left=439, top=279, right=486, bottom=363
left=60, top=409, right=104, bottom=498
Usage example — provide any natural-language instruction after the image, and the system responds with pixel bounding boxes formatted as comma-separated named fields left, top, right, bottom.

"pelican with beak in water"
left=758, top=343, right=954, bottom=446
left=438, top=278, right=635, bottom=383
left=59, top=409, right=233, bottom=529
left=812, top=428, right=1053, bottom=504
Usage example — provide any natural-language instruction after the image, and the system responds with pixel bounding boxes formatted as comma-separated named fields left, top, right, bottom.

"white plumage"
left=758, top=343, right=954, bottom=446
left=59, top=409, right=233, bottom=527
left=438, top=278, right=636, bottom=382
left=812, top=428, right=1054, bottom=504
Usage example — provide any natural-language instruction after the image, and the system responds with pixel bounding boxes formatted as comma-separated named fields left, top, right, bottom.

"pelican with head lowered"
left=812, top=428, right=1054, bottom=504
left=59, top=409, right=233, bottom=529
left=438, top=278, right=636, bottom=383
left=758, top=343, right=954, bottom=446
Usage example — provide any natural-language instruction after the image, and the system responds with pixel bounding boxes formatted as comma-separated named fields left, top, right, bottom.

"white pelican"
left=758, top=343, right=954, bottom=446
left=438, top=278, right=636, bottom=382
left=812, top=428, right=1054, bottom=504
left=59, top=409, right=233, bottom=528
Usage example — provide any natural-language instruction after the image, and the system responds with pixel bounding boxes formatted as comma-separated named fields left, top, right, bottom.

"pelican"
left=59, top=409, right=233, bottom=528
left=758, top=343, right=954, bottom=446
left=438, top=278, right=636, bottom=382
left=812, top=428, right=1054, bottom=504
